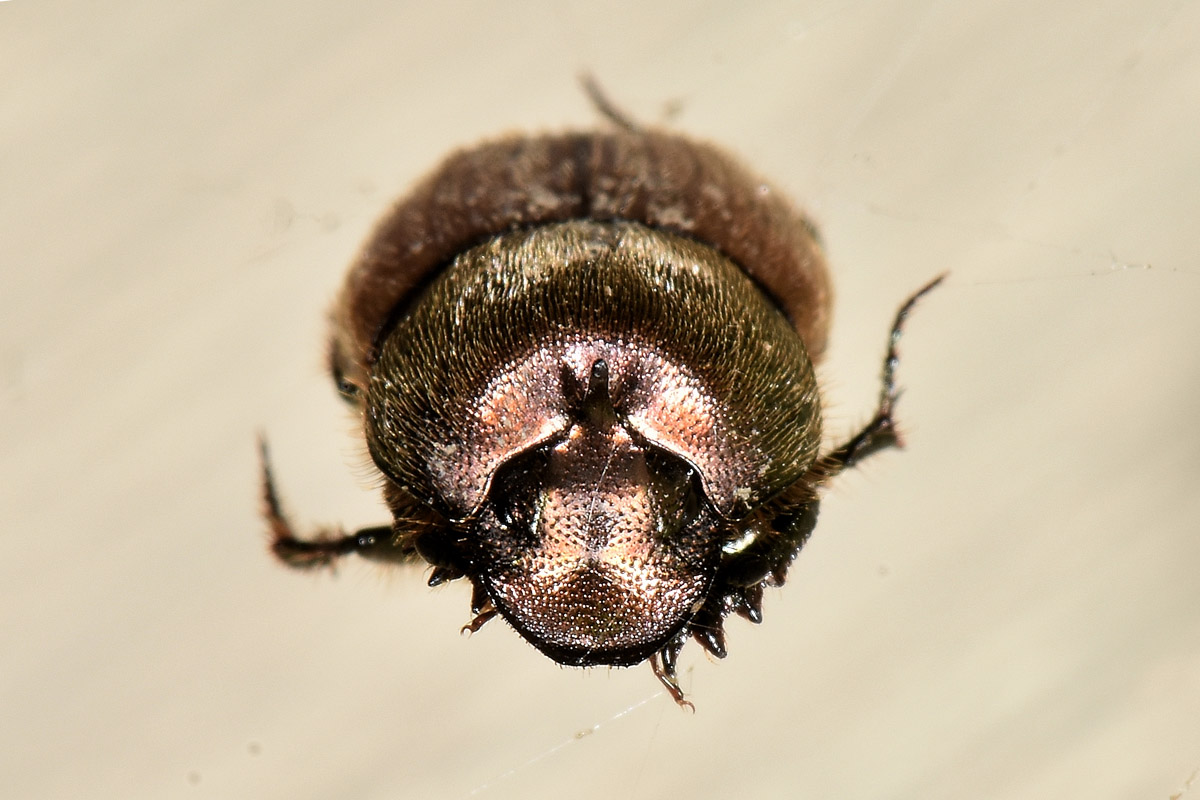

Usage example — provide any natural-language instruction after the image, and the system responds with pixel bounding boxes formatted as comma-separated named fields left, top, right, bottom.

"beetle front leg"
left=258, top=437, right=418, bottom=569
left=812, top=273, right=945, bottom=482
left=650, top=635, right=694, bottom=711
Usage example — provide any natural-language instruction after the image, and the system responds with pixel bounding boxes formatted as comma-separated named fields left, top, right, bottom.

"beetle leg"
left=258, top=437, right=418, bottom=569
left=670, top=500, right=817, bottom=670
left=731, top=582, right=764, bottom=623
left=461, top=606, right=498, bottom=635
left=650, top=644, right=695, bottom=711
left=460, top=582, right=499, bottom=634
left=812, top=273, right=945, bottom=482
left=689, top=604, right=728, bottom=660
left=426, top=565, right=465, bottom=586
left=579, top=73, right=643, bottom=133
left=718, top=501, right=820, bottom=590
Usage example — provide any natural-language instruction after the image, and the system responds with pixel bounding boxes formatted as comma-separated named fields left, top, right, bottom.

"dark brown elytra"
left=259, top=85, right=944, bottom=709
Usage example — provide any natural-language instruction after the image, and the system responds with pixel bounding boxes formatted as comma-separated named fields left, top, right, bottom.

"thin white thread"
left=466, top=690, right=664, bottom=797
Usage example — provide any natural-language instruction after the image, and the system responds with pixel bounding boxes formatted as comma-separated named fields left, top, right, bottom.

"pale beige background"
left=3, top=2, right=1198, bottom=799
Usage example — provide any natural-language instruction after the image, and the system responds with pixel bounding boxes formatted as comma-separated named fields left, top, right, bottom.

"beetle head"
left=464, top=358, right=723, bottom=666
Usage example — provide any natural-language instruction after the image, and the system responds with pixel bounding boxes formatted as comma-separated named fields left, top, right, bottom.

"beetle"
left=259, top=92, right=942, bottom=708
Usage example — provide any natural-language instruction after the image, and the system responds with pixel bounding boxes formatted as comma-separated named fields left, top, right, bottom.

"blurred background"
left=3, top=2, right=1198, bottom=798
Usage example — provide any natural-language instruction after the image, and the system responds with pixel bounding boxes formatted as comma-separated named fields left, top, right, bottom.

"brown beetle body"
left=261, top=120, right=942, bottom=707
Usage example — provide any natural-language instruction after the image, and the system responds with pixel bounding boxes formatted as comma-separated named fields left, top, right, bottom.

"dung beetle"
left=259, top=92, right=943, bottom=708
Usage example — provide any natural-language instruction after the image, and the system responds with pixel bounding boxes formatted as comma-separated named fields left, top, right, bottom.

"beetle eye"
left=328, top=343, right=361, bottom=405
left=493, top=491, right=526, bottom=532
left=644, top=449, right=704, bottom=537
left=335, top=376, right=360, bottom=404
left=678, top=472, right=703, bottom=529
left=487, top=449, right=547, bottom=534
